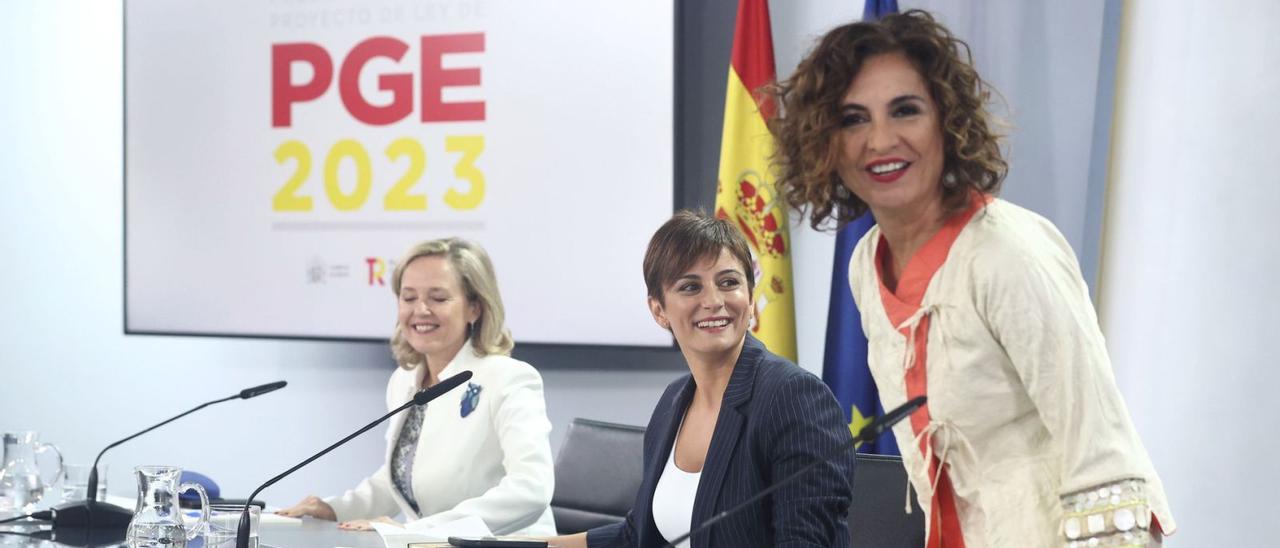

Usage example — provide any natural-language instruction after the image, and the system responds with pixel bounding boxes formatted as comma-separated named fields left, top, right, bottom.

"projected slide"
left=125, top=0, right=674, bottom=346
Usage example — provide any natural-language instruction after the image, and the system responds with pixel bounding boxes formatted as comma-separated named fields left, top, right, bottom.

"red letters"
left=365, top=257, right=385, bottom=286
left=421, top=33, right=485, bottom=123
left=340, top=37, right=413, bottom=126
left=270, top=33, right=485, bottom=127
left=272, top=43, right=333, bottom=128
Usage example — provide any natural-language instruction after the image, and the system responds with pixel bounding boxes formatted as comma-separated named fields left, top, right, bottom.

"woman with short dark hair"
left=552, top=211, right=854, bottom=548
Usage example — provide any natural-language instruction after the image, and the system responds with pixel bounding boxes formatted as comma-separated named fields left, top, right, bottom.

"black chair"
left=850, top=453, right=926, bottom=547
left=550, top=418, right=647, bottom=534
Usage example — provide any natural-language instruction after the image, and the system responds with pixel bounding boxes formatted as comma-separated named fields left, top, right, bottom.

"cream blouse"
left=849, top=197, right=1175, bottom=547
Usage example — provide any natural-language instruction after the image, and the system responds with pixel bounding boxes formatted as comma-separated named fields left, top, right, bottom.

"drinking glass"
left=204, top=504, right=259, bottom=548
left=61, top=464, right=108, bottom=502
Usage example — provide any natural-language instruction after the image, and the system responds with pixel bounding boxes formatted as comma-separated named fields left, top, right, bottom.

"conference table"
left=0, top=517, right=458, bottom=547
left=255, top=519, right=536, bottom=548
left=257, top=518, right=394, bottom=547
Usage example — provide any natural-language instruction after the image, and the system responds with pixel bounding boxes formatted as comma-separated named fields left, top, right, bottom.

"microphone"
left=44, top=381, right=288, bottom=531
left=239, top=380, right=288, bottom=400
left=663, top=396, right=927, bottom=548
left=858, top=395, right=926, bottom=444
left=235, top=371, right=473, bottom=548
left=414, top=373, right=470, bottom=405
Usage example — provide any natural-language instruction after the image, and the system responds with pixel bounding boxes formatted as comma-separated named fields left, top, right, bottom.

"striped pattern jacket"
left=588, top=334, right=854, bottom=548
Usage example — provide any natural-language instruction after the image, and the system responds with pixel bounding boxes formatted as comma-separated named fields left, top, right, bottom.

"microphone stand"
left=235, top=372, right=472, bottom=548
left=46, top=381, right=288, bottom=531
left=663, top=396, right=927, bottom=548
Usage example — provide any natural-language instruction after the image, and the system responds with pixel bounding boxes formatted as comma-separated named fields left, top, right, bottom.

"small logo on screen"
left=366, top=257, right=398, bottom=286
left=308, top=257, right=327, bottom=284
left=307, top=256, right=351, bottom=284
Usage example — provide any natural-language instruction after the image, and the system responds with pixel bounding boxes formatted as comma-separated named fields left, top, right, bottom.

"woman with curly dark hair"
left=771, top=10, right=1175, bottom=548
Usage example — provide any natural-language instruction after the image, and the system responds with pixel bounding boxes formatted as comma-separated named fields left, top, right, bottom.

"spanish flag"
left=714, top=0, right=796, bottom=361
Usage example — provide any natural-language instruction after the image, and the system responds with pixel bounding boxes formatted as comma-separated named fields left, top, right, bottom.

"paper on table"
left=372, top=515, right=491, bottom=548
left=258, top=512, right=302, bottom=526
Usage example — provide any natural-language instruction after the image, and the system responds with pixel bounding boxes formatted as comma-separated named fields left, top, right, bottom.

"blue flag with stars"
left=863, top=0, right=899, bottom=21
left=822, top=0, right=900, bottom=456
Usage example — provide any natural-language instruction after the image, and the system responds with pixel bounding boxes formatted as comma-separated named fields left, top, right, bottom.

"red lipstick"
left=865, top=157, right=910, bottom=184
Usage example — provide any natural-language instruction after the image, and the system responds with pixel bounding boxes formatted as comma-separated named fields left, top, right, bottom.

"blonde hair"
left=389, top=238, right=514, bottom=369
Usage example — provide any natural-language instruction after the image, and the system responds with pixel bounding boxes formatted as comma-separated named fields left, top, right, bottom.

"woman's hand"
left=337, top=516, right=400, bottom=531
left=546, top=533, right=587, bottom=548
left=275, top=495, right=337, bottom=521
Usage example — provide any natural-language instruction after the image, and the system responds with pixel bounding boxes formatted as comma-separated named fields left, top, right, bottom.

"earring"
left=834, top=184, right=850, bottom=199
left=942, top=172, right=959, bottom=189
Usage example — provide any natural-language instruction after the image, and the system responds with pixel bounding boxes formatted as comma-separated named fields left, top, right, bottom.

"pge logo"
left=273, top=33, right=485, bottom=127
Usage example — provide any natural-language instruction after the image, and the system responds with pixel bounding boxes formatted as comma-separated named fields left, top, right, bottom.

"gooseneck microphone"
left=238, top=380, right=289, bottom=400
left=44, top=381, right=288, bottom=531
left=663, top=396, right=927, bottom=548
left=235, top=371, right=472, bottom=548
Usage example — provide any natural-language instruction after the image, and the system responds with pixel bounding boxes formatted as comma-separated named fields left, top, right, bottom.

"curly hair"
left=769, top=9, right=1007, bottom=230
left=389, top=238, right=514, bottom=370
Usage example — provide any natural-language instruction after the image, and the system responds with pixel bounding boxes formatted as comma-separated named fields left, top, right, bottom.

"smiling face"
left=396, top=255, right=479, bottom=367
left=649, top=248, right=754, bottom=366
left=835, top=51, right=947, bottom=222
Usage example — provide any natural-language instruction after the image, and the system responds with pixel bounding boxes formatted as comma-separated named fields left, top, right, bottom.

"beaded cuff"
left=1061, top=478, right=1159, bottom=547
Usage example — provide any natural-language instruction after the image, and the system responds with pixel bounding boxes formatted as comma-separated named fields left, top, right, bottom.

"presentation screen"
left=125, top=0, right=674, bottom=346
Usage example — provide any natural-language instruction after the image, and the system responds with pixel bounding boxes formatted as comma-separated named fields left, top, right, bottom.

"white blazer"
left=326, top=345, right=557, bottom=535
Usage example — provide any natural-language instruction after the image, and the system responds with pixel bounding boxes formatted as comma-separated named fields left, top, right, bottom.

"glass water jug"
left=0, top=431, right=64, bottom=513
left=125, top=465, right=209, bottom=547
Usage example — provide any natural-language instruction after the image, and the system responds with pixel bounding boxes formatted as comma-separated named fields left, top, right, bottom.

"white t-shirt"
left=651, top=417, right=701, bottom=548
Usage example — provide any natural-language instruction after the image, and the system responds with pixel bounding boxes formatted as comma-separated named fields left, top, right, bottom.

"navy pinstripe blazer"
left=587, top=334, right=854, bottom=548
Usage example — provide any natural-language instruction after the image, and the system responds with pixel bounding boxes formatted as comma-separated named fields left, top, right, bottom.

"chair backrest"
left=850, top=453, right=926, bottom=547
left=550, top=418, right=647, bottom=534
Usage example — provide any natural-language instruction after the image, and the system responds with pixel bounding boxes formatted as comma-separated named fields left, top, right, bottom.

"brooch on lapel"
left=460, top=382, right=483, bottom=418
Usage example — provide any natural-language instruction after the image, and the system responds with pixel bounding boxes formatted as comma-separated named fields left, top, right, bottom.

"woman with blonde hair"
left=279, top=238, right=557, bottom=535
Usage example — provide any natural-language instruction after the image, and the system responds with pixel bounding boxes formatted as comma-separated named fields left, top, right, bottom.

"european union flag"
left=822, top=0, right=900, bottom=456
left=824, top=214, right=898, bottom=455
left=863, top=0, right=899, bottom=21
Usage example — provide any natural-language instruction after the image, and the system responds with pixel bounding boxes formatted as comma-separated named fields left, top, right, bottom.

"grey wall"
left=1098, top=1, right=1280, bottom=544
